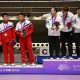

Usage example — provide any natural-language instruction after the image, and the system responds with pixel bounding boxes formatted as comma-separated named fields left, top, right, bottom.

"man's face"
left=62, top=11, right=68, bottom=16
left=51, top=8, right=56, bottom=16
left=18, top=15, right=25, bottom=21
left=77, top=9, right=80, bottom=17
left=3, top=15, right=9, bottom=22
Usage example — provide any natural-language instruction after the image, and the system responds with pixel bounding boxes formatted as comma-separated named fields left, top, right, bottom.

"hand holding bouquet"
left=53, top=21, right=60, bottom=31
left=21, top=29, right=27, bottom=37
left=66, top=22, right=72, bottom=30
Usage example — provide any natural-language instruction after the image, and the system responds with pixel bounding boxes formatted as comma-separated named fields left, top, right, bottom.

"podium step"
left=0, top=65, right=43, bottom=74
left=0, top=59, right=80, bottom=74
left=43, top=59, right=80, bottom=74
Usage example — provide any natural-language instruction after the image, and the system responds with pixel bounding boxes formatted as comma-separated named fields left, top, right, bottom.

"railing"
left=0, top=0, right=79, bottom=2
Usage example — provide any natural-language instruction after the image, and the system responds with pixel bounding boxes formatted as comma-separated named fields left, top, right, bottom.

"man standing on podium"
left=0, top=13, right=16, bottom=66
left=46, top=8, right=64, bottom=59
left=72, top=7, right=80, bottom=59
left=15, top=13, right=35, bottom=66
left=57, top=7, right=74, bottom=60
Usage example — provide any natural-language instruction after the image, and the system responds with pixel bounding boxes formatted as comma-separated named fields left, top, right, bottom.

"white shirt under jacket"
left=72, top=14, right=80, bottom=33
left=46, top=15, right=64, bottom=36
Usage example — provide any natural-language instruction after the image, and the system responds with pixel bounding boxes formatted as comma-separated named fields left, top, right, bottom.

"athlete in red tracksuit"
left=15, top=13, right=34, bottom=66
left=0, top=13, right=16, bottom=66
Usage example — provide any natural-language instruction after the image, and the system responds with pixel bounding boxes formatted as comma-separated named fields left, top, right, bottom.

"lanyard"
left=3, top=23, right=8, bottom=32
left=52, top=16, right=56, bottom=26
left=63, top=15, right=67, bottom=25
left=21, top=20, right=25, bottom=30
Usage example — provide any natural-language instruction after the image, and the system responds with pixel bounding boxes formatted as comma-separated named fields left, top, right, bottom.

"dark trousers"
left=0, top=46, right=2, bottom=52
left=74, top=33, right=80, bottom=57
left=48, top=36, right=60, bottom=57
left=61, top=31, right=73, bottom=57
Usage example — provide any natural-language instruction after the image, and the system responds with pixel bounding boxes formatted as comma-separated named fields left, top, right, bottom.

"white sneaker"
left=78, top=58, right=80, bottom=60
left=11, top=63, right=15, bottom=66
left=69, top=57, right=73, bottom=60
left=56, top=57, right=60, bottom=60
left=22, top=63, right=27, bottom=66
left=61, top=56, right=66, bottom=60
left=50, top=58, right=53, bottom=60
left=3, top=63, right=8, bottom=66
left=30, top=63, right=36, bottom=66
left=61, top=57, right=66, bottom=60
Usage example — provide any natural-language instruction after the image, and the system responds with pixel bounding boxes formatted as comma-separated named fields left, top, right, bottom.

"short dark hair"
left=54, top=7, right=57, bottom=12
left=62, top=6, right=69, bottom=12
left=2, top=13, right=8, bottom=17
left=51, top=7, right=57, bottom=12
left=18, top=13, right=25, bottom=17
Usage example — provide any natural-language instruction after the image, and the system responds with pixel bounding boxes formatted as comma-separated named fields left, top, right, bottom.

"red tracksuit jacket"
left=15, top=19, right=34, bottom=39
left=0, top=21, right=16, bottom=43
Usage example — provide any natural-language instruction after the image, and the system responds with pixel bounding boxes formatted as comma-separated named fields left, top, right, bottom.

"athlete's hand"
left=21, top=32, right=26, bottom=37
left=51, top=27, right=55, bottom=30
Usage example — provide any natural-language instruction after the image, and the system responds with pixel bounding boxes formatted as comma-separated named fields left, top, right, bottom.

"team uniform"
left=72, top=14, right=80, bottom=58
left=15, top=19, right=34, bottom=64
left=0, top=21, right=15, bottom=64
left=57, top=11, right=74, bottom=58
left=46, top=15, right=63, bottom=58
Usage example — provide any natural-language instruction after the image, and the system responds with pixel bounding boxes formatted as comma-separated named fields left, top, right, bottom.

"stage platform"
left=0, top=59, right=80, bottom=74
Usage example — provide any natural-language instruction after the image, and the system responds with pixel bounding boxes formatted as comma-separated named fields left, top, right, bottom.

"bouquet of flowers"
left=54, top=21, right=60, bottom=31
left=66, top=22, right=72, bottom=29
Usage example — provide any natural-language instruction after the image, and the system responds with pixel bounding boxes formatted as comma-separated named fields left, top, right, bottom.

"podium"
left=43, top=59, right=80, bottom=75
left=0, top=59, right=80, bottom=74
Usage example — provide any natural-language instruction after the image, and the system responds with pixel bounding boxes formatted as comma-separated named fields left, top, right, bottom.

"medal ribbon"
left=52, top=16, right=56, bottom=27
left=3, top=23, right=8, bottom=32
left=63, top=15, right=67, bottom=25
left=21, top=20, right=26, bottom=30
